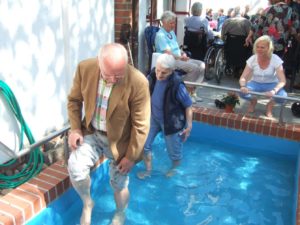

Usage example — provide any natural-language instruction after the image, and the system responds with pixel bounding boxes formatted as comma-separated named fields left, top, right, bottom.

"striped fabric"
left=91, top=78, right=113, bottom=132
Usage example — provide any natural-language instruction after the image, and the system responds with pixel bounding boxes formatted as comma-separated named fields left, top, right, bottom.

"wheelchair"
left=183, top=26, right=207, bottom=61
left=204, top=36, right=225, bottom=83
left=204, top=34, right=252, bottom=84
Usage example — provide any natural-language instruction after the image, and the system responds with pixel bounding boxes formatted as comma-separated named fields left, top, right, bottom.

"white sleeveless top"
left=247, top=54, right=283, bottom=83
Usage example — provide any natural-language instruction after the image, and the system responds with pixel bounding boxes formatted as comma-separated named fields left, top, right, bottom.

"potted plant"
left=221, top=91, right=240, bottom=113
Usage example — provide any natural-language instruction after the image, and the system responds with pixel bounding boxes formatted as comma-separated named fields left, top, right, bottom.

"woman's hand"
left=179, top=126, right=192, bottom=142
left=266, top=89, right=276, bottom=97
left=240, top=86, right=249, bottom=94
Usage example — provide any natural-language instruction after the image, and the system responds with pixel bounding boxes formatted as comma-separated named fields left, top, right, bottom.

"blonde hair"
left=253, top=35, right=274, bottom=58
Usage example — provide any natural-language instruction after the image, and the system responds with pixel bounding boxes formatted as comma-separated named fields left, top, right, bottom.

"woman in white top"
left=239, top=35, right=287, bottom=117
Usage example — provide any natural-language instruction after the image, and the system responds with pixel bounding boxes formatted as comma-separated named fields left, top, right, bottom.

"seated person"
left=239, top=35, right=287, bottom=118
left=155, top=10, right=205, bottom=102
left=184, top=2, right=214, bottom=60
left=137, top=53, right=193, bottom=178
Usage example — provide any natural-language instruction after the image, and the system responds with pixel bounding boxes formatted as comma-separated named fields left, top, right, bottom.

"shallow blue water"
left=26, top=123, right=299, bottom=225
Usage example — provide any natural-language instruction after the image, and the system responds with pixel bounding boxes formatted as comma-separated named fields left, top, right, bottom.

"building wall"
left=0, top=0, right=114, bottom=163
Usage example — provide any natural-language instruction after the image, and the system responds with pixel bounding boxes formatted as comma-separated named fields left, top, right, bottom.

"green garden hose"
left=0, top=80, right=44, bottom=189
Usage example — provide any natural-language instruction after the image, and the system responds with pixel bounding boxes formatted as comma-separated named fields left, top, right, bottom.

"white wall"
left=0, top=0, right=114, bottom=163
left=138, top=0, right=147, bottom=73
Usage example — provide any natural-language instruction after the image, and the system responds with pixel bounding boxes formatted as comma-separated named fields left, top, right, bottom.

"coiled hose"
left=0, top=80, right=44, bottom=189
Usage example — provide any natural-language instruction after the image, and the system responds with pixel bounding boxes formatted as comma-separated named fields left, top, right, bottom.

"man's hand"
left=117, top=157, right=134, bottom=174
left=68, top=129, right=83, bottom=151
left=244, top=36, right=252, bottom=47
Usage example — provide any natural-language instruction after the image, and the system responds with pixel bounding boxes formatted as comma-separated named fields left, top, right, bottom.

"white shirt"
left=247, top=54, right=283, bottom=83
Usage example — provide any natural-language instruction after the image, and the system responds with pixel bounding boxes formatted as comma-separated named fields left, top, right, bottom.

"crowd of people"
left=183, top=0, right=299, bottom=115
left=65, top=1, right=300, bottom=225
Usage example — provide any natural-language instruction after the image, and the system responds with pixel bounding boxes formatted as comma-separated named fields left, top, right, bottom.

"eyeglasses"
left=101, top=70, right=125, bottom=84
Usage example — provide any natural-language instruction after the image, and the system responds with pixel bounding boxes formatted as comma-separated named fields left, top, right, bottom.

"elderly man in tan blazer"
left=67, top=43, right=150, bottom=225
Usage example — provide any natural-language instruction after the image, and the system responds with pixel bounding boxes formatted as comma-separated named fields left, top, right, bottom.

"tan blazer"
left=67, top=58, right=150, bottom=163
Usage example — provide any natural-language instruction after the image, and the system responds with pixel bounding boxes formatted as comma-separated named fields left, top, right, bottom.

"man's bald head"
left=97, top=43, right=128, bottom=85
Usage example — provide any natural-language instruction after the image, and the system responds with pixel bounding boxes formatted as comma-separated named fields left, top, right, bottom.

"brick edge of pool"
left=0, top=106, right=299, bottom=225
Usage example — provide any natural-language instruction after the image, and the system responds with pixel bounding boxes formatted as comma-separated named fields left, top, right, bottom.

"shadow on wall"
left=0, top=0, right=114, bottom=154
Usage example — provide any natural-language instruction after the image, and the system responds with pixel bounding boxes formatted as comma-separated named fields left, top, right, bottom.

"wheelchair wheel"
left=214, top=48, right=225, bottom=84
left=204, top=46, right=217, bottom=80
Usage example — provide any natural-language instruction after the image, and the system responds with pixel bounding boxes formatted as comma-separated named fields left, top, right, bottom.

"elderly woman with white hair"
left=239, top=35, right=287, bottom=118
left=155, top=10, right=205, bottom=102
left=137, top=53, right=193, bottom=179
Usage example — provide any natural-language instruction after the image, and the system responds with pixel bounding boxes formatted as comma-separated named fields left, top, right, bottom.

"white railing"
left=185, top=81, right=299, bottom=124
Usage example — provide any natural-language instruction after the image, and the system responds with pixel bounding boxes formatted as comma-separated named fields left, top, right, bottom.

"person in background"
left=206, top=8, right=213, bottom=21
left=285, top=0, right=300, bottom=89
left=243, top=5, right=251, bottom=20
left=67, top=43, right=150, bottom=225
left=137, top=53, right=193, bottom=179
left=239, top=35, right=287, bottom=118
left=226, top=7, right=234, bottom=19
left=155, top=10, right=205, bottom=102
left=286, top=0, right=300, bottom=15
left=221, top=6, right=251, bottom=39
left=221, top=6, right=252, bottom=77
left=217, top=8, right=227, bottom=32
left=250, top=7, right=265, bottom=26
left=245, top=0, right=299, bottom=58
left=184, top=2, right=214, bottom=42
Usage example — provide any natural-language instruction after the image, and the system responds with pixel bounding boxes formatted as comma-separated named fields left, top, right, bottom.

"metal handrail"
left=185, top=81, right=300, bottom=124
left=2, top=82, right=299, bottom=160
left=3, top=125, right=70, bottom=159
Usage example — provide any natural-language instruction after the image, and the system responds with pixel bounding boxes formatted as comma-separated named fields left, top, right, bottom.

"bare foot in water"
left=165, top=168, right=178, bottom=177
left=247, top=99, right=257, bottom=113
left=137, top=170, right=151, bottom=179
left=80, top=200, right=94, bottom=225
left=110, top=210, right=126, bottom=225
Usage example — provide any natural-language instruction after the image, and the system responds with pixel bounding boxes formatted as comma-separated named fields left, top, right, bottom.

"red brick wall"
left=114, top=0, right=133, bottom=43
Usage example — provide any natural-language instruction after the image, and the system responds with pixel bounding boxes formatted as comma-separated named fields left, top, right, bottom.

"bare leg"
left=186, top=86, right=196, bottom=95
left=187, top=86, right=202, bottom=102
left=247, top=98, right=257, bottom=113
left=110, top=188, right=129, bottom=225
left=137, top=153, right=152, bottom=179
left=266, top=100, right=275, bottom=117
left=71, top=177, right=94, bottom=225
left=166, top=160, right=181, bottom=177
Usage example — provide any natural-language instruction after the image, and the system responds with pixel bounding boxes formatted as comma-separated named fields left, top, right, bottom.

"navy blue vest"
left=148, top=69, right=186, bottom=135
